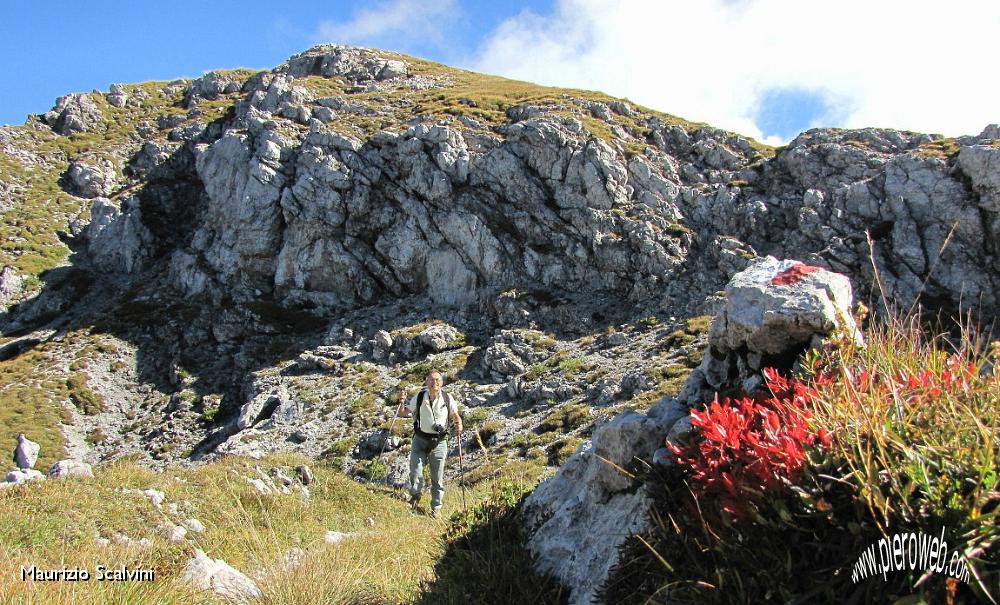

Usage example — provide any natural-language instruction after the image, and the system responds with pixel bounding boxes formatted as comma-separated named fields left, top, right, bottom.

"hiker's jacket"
left=405, top=389, right=459, bottom=436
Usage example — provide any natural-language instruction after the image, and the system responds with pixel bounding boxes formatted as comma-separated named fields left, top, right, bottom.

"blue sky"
left=0, top=1, right=545, bottom=128
left=3, top=1, right=998, bottom=143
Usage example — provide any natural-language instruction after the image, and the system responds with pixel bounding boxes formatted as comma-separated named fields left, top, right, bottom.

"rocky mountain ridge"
left=0, top=44, right=996, bottom=498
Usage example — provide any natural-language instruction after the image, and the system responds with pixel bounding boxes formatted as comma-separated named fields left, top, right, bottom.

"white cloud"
left=470, top=0, right=1000, bottom=142
left=314, top=0, right=459, bottom=49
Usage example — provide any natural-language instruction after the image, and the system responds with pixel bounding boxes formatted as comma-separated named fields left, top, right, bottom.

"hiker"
left=395, top=370, right=462, bottom=518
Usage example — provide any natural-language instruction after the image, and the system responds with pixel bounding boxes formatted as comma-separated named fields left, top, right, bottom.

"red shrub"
left=667, top=368, right=830, bottom=523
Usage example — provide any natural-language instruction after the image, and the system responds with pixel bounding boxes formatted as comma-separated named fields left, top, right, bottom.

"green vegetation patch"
left=537, top=403, right=591, bottom=434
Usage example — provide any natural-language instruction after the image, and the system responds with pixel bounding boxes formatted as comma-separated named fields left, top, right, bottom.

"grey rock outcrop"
left=13, top=433, right=39, bottom=469
left=67, top=45, right=988, bottom=327
left=0, top=266, right=23, bottom=309
left=416, top=323, right=463, bottom=352
left=279, top=45, right=409, bottom=82
left=184, top=72, right=244, bottom=107
left=237, top=382, right=290, bottom=430
left=523, top=399, right=687, bottom=605
left=42, top=93, right=103, bottom=135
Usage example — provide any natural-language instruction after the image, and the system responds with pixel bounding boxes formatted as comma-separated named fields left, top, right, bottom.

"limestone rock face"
left=180, top=549, right=261, bottom=604
left=755, top=127, right=1000, bottom=317
left=522, top=399, right=687, bottom=605
left=76, top=46, right=994, bottom=324
left=85, top=197, right=153, bottom=274
left=680, top=257, right=860, bottom=403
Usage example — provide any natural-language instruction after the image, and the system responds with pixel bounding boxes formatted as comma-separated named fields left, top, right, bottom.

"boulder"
left=48, top=459, right=94, bottom=478
left=237, top=385, right=290, bottom=430
left=324, top=530, right=356, bottom=544
left=295, top=351, right=338, bottom=372
left=183, top=518, right=206, bottom=534
left=417, top=324, right=463, bottom=352
left=357, top=430, right=400, bottom=458
left=680, top=257, right=861, bottom=405
left=164, top=524, right=188, bottom=544
left=482, top=343, right=526, bottom=377
left=142, top=488, right=166, bottom=510
left=13, top=433, right=39, bottom=469
left=5, top=468, right=45, bottom=485
left=270, top=467, right=293, bottom=486
left=180, top=549, right=261, bottom=604
left=523, top=399, right=687, bottom=605
left=66, top=158, right=117, bottom=198
left=295, top=465, right=314, bottom=485
left=372, top=330, right=393, bottom=357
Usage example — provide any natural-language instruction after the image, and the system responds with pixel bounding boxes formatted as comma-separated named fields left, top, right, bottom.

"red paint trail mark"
left=770, top=264, right=821, bottom=286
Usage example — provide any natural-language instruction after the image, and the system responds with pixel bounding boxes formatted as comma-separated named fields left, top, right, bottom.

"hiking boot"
left=430, top=506, right=442, bottom=519
left=409, top=493, right=421, bottom=510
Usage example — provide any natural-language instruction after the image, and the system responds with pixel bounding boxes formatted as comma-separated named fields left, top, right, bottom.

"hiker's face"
left=426, top=373, right=443, bottom=392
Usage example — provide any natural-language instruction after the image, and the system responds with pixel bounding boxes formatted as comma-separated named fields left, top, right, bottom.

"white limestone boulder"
left=180, top=549, right=261, bottom=603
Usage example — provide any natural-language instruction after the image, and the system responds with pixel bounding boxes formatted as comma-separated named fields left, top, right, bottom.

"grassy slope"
left=0, top=452, right=555, bottom=604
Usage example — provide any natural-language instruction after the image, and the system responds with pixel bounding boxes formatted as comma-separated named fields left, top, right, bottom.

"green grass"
left=914, top=137, right=961, bottom=160
left=536, top=403, right=591, bottom=434
left=557, top=356, right=589, bottom=376
left=0, top=344, right=72, bottom=471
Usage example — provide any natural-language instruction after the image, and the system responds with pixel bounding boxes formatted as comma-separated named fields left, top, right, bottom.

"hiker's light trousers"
left=409, top=433, right=448, bottom=509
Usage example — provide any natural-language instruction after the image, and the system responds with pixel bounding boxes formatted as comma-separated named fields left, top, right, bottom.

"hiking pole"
left=457, top=430, right=467, bottom=512
left=374, top=391, right=404, bottom=487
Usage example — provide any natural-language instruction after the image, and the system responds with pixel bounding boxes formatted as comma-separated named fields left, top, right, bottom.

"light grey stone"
left=324, top=530, right=355, bottom=544
left=5, top=468, right=45, bottom=484
left=183, top=518, right=206, bottom=534
left=417, top=324, right=462, bottom=352
left=523, top=399, right=686, bottom=605
left=180, top=549, right=261, bottom=604
left=142, top=488, right=166, bottom=510
left=13, top=433, right=39, bottom=469
left=48, top=459, right=94, bottom=478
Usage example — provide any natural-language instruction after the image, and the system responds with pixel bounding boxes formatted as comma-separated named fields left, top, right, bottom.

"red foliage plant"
left=667, top=368, right=831, bottom=523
